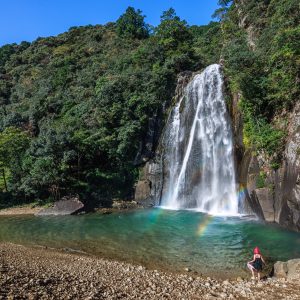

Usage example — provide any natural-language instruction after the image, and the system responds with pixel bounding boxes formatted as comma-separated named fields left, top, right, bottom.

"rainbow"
left=142, top=207, right=165, bottom=232
left=196, top=214, right=213, bottom=237
left=195, top=185, right=247, bottom=237
left=237, top=184, right=247, bottom=207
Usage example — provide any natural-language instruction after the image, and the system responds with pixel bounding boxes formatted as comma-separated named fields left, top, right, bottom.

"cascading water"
left=160, top=64, right=238, bottom=215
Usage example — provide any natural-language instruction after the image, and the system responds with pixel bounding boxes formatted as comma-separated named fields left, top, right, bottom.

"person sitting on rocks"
left=247, top=247, right=266, bottom=280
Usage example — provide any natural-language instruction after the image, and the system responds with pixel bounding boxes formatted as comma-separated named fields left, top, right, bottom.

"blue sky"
left=1, top=0, right=220, bottom=46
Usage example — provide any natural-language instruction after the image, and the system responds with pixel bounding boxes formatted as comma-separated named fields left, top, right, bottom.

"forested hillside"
left=0, top=7, right=221, bottom=206
left=0, top=0, right=299, bottom=208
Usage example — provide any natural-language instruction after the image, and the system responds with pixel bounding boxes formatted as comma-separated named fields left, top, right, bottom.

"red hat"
left=253, top=247, right=261, bottom=254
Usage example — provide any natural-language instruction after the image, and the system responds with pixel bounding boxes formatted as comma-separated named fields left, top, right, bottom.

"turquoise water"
left=0, top=208, right=300, bottom=277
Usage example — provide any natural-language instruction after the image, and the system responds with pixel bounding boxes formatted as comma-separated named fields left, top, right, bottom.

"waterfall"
left=160, top=64, right=238, bottom=215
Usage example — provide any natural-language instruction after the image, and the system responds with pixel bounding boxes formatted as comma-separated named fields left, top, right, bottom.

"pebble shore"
left=0, top=206, right=41, bottom=216
left=0, top=243, right=299, bottom=299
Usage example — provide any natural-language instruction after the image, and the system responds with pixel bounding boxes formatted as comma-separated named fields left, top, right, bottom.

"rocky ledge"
left=274, top=259, right=300, bottom=280
left=36, top=197, right=84, bottom=216
left=0, top=243, right=299, bottom=300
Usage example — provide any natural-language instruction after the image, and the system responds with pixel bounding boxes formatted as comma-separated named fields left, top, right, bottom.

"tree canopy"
left=0, top=7, right=219, bottom=206
left=116, top=7, right=149, bottom=39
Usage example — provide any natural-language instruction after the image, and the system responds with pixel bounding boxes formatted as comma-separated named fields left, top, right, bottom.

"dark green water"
left=0, top=208, right=300, bottom=277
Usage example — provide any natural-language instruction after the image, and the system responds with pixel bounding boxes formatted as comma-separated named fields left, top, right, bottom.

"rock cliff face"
left=134, top=71, right=193, bottom=207
left=234, top=101, right=300, bottom=231
left=227, top=0, right=300, bottom=230
left=235, top=0, right=258, bottom=50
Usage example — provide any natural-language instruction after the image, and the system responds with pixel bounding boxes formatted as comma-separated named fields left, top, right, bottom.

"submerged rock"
left=111, top=200, right=140, bottom=210
left=36, top=197, right=84, bottom=216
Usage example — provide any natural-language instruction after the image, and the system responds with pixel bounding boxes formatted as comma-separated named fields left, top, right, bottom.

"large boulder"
left=252, top=188, right=275, bottom=222
left=273, top=261, right=288, bottom=278
left=274, top=259, right=300, bottom=280
left=36, top=198, right=84, bottom=216
left=134, top=160, right=162, bottom=207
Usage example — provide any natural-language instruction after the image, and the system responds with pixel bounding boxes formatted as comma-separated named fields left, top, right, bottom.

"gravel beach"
left=0, top=206, right=41, bottom=216
left=0, top=243, right=299, bottom=299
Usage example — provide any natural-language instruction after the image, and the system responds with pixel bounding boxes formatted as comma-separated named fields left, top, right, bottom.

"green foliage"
left=0, top=44, right=16, bottom=70
left=0, top=7, right=219, bottom=205
left=222, top=0, right=299, bottom=115
left=0, top=127, right=30, bottom=166
left=212, top=0, right=233, bottom=20
left=218, top=0, right=298, bottom=162
left=241, top=99, right=284, bottom=167
left=266, top=26, right=300, bottom=110
left=155, top=8, right=192, bottom=54
left=218, top=0, right=232, bottom=7
left=256, top=171, right=266, bottom=189
left=0, top=127, right=30, bottom=194
left=190, top=22, right=223, bottom=65
left=116, top=7, right=149, bottom=39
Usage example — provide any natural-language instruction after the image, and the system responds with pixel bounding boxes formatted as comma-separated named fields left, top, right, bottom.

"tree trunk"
left=1, top=168, right=8, bottom=192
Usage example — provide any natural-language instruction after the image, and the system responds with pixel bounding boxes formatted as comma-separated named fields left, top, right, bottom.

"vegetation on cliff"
left=219, top=0, right=299, bottom=167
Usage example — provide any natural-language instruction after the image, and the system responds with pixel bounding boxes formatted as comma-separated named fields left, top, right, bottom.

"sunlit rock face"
left=237, top=100, right=300, bottom=231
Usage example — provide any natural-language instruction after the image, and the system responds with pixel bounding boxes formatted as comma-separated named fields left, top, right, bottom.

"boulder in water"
left=36, top=197, right=84, bottom=216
